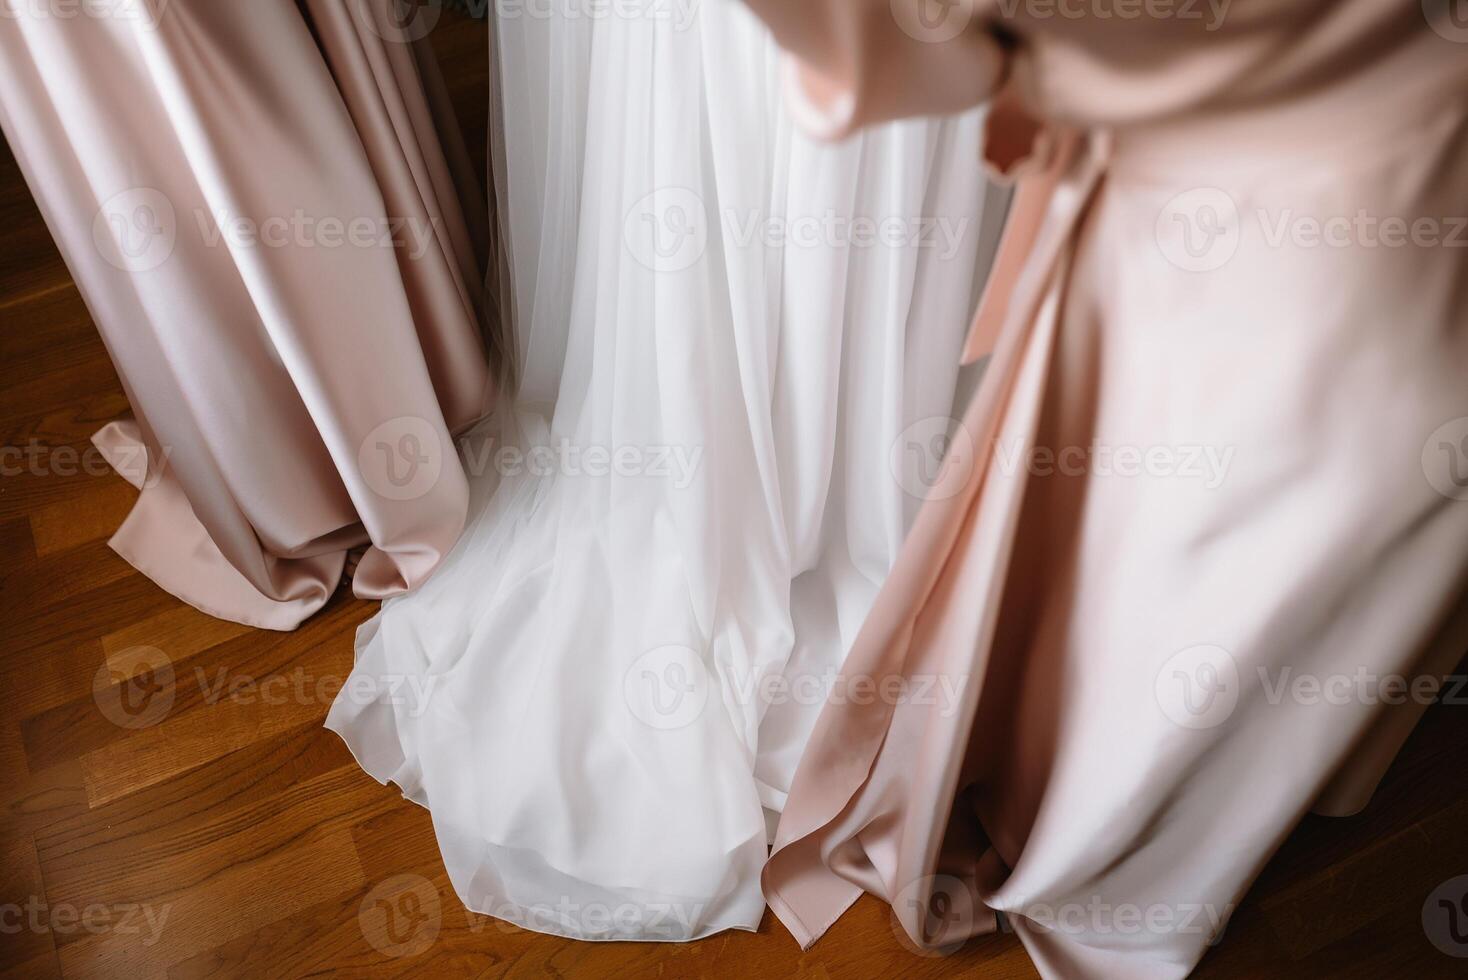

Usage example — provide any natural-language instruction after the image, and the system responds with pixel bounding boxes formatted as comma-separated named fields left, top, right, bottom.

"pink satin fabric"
left=0, top=0, right=495, bottom=629
left=741, top=1, right=1468, bottom=976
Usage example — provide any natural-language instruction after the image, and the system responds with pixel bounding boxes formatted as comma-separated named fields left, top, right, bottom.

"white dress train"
left=326, top=0, right=999, bottom=940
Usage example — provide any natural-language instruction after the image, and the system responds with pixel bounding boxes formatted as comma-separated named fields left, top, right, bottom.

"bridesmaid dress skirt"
left=0, top=0, right=497, bottom=629
left=733, top=2, right=1468, bottom=976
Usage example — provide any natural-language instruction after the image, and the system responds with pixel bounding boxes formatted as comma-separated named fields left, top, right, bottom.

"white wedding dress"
left=327, top=0, right=999, bottom=940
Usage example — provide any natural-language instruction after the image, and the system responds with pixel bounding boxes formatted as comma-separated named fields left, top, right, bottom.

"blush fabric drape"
left=0, top=0, right=497, bottom=630
left=737, top=1, right=1468, bottom=976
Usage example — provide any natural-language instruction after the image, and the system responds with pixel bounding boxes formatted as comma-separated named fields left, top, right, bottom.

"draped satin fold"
left=739, top=1, right=1468, bottom=976
left=0, top=0, right=495, bottom=630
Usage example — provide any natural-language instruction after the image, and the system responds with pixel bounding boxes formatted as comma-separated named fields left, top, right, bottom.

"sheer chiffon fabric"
left=325, top=0, right=1001, bottom=941
left=0, top=0, right=495, bottom=629
left=737, top=1, right=1468, bottom=976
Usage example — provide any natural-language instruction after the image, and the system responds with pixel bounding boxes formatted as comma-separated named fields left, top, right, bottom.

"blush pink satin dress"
left=737, top=1, right=1468, bottom=976
left=0, top=0, right=496, bottom=629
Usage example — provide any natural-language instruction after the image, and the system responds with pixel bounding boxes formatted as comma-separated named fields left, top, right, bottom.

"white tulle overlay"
left=326, top=0, right=998, bottom=940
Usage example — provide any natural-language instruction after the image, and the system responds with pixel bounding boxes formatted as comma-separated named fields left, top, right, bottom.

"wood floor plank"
left=1, top=540, right=137, bottom=629
left=165, top=807, right=496, bottom=979
left=1259, top=797, right=1468, bottom=961
left=51, top=825, right=366, bottom=980
left=0, top=283, right=102, bottom=379
left=0, top=518, right=37, bottom=566
left=22, top=605, right=257, bottom=775
left=0, top=833, right=58, bottom=975
left=31, top=723, right=352, bottom=870
left=35, top=763, right=391, bottom=905
left=0, top=360, right=124, bottom=446
left=32, top=601, right=368, bottom=803
left=0, top=215, right=68, bottom=314
left=0, top=406, right=132, bottom=525
left=36, top=750, right=395, bottom=977
left=0, top=952, right=63, bottom=980
left=3, top=575, right=177, bottom=711
left=100, top=605, right=256, bottom=660
left=77, top=683, right=336, bottom=810
left=28, top=482, right=136, bottom=558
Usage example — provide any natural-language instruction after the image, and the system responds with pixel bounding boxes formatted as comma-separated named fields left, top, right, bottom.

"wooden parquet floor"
left=1, top=11, right=1465, bottom=979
